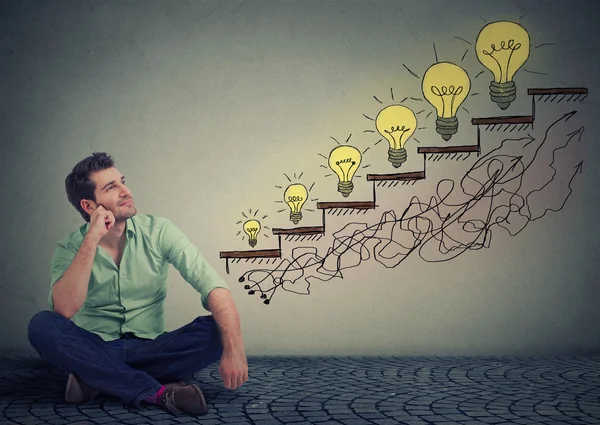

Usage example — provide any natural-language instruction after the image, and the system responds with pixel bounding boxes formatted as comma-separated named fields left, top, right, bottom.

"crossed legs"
left=27, top=311, right=223, bottom=406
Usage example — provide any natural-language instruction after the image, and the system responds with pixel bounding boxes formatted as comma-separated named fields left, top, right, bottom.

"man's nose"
left=120, top=185, right=132, bottom=197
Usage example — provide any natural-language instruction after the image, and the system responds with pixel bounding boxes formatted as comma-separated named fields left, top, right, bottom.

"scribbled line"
left=535, top=43, right=554, bottom=49
left=433, top=43, right=439, bottom=63
left=239, top=112, right=584, bottom=304
left=403, top=64, right=419, bottom=79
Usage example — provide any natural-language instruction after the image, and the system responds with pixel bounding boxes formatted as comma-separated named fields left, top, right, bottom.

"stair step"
left=219, top=249, right=281, bottom=259
left=272, top=226, right=325, bottom=236
left=367, top=171, right=425, bottom=181
left=471, top=116, right=533, bottom=125
left=317, top=201, right=375, bottom=210
left=417, top=145, right=478, bottom=154
left=528, top=87, right=587, bottom=95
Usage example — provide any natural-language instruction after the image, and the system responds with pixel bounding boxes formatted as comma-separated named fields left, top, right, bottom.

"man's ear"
left=80, top=199, right=96, bottom=215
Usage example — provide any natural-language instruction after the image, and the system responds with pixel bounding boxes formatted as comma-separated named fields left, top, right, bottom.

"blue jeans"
left=27, top=310, right=223, bottom=407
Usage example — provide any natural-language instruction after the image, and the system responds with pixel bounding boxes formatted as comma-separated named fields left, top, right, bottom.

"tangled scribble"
left=240, top=111, right=584, bottom=304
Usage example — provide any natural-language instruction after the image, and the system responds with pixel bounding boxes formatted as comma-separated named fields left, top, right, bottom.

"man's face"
left=88, top=167, right=137, bottom=222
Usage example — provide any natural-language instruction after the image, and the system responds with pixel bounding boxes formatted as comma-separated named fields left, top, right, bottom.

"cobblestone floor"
left=0, top=356, right=599, bottom=425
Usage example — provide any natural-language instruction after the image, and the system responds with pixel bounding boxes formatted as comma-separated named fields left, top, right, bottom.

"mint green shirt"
left=48, top=214, right=229, bottom=341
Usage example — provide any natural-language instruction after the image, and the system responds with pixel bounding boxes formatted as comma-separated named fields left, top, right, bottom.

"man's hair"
left=65, top=152, right=115, bottom=222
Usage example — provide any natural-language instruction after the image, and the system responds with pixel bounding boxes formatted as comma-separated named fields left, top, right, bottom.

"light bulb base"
left=388, top=147, right=407, bottom=168
left=490, top=81, right=516, bottom=110
left=290, top=211, right=302, bottom=225
left=338, top=181, right=354, bottom=197
left=436, top=116, right=458, bottom=141
left=248, top=239, right=257, bottom=248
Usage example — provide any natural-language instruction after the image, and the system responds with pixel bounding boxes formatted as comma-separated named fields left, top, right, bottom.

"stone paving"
left=0, top=356, right=599, bottom=425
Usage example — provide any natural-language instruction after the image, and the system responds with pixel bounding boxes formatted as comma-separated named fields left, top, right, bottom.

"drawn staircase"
left=219, top=87, right=588, bottom=279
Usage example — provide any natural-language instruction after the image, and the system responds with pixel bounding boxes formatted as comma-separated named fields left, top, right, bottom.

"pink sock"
left=144, top=385, right=165, bottom=405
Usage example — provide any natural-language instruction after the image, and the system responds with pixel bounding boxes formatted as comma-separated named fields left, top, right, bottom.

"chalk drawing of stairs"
left=219, top=87, right=588, bottom=303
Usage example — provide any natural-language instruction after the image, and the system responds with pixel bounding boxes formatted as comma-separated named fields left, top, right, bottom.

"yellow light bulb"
left=328, top=145, right=362, bottom=197
left=422, top=62, right=470, bottom=141
left=284, top=183, right=308, bottom=225
left=475, top=20, right=530, bottom=110
left=243, top=219, right=261, bottom=248
left=375, top=105, right=417, bottom=168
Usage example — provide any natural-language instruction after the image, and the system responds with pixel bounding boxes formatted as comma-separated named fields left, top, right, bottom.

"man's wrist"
left=84, top=232, right=101, bottom=245
left=221, top=336, right=245, bottom=354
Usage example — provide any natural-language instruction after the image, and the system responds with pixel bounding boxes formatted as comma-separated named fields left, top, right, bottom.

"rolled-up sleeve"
left=48, top=243, right=77, bottom=310
left=159, top=219, right=229, bottom=310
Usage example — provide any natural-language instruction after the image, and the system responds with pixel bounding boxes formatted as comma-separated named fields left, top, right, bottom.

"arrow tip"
left=563, top=110, right=578, bottom=121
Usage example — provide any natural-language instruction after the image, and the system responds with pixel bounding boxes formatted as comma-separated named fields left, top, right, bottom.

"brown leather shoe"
left=157, top=381, right=207, bottom=415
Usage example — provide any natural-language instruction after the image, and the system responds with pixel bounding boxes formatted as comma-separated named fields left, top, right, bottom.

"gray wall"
left=1, top=0, right=599, bottom=357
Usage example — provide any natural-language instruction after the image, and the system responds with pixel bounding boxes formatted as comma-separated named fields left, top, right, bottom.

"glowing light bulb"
left=422, top=62, right=471, bottom=141
left=328, top=145, right=362, bottom=197
left=284, top=183, right=308, bottom=225
left=243, top=219, right=261, bottom=248
left=375, top=105, right=417, bottom=167
left=475, top=21, right=530, bottom=110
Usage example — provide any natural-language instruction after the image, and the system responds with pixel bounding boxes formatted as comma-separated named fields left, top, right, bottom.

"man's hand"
left=218, top=349, right=248, bottom=390
left=87, top=205, right=114, bottom=241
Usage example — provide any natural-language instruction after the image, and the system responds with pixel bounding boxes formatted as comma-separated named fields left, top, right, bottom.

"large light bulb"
left=475, top=21, right=530, bottom=110
left=284, top=183, right=308, bottom=225
left=375, top=105, right=417, bottom=167
left=328, top=145, right=362, bottom=197
left=422, top=62, right=470, bottom=141
left=243, top=219, right=261, bottom=248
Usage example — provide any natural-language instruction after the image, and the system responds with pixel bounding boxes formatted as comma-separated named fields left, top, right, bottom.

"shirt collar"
left=126, top=216, right=136, bottom=235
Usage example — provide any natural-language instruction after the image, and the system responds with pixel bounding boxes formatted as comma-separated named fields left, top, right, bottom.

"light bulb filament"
left=335, top=158, right=357, bottom=181
left=430, top=85, right=464, bottom=117
left=384, top=126, right=410, bottom=148
left=482, top=39, right=522, bottom=83
left=287, top=195, right=304, bottom=213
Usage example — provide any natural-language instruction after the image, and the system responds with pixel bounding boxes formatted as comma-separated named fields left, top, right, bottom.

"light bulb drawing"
left=375, top=105, right=417, bottom=167
left=243, top=219, right=261, bottom=248
left=284, top=183, right=308, bottom=225
left=328, top=145, right=362, bottom=197
left=475, top=20, right=530, bottom=110
left=422, top=62, right=471, bottom=141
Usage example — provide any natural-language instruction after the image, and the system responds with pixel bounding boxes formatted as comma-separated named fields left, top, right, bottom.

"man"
left=27, top=152, right=248, bottom=416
